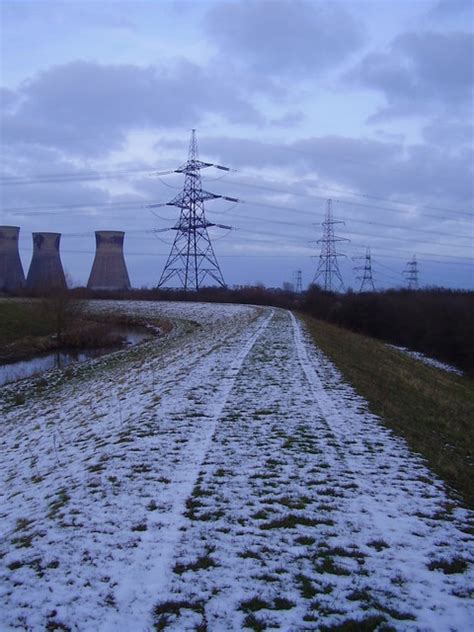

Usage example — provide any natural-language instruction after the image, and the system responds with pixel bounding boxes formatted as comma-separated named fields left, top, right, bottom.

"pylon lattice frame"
left=353, top=247, right=376, bottom=292
left=403, top=255, right=419, bottom=290
left=157, top=130, right=233, bottom=290
left=295, top=269, right=303, bottom=293
left=313, top=199, right=349, bottom=292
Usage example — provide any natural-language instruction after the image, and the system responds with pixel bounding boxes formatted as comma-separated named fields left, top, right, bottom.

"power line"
left=236, top=220, right=471, bottom=251
left=235, top=227, right=474, bottom=263
left=226, top=175, right=473, bottom=220
left=2, top=158, right=471, bottom=219
left=16, top=221, right=474, bottom=264
left=3, top=167, right=472, bottom=234
left=375, top=269, right=403, bottom=284
left=233, top=166, right=472, bottom=216
left=0, top=167, right=174, bottom=185
left=27, top=248, right=472, bottom=266
left=5, top=195, right=471, bottom=243
left=232, top=198, right=472, bottom=239
left=14, top=210, right=473, bottom=262
left=6, top=196, right=472, bottom=251
left=211, top=209, right=473, bottom=251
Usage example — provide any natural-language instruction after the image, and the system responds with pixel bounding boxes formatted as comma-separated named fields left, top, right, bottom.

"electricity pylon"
left=403, top=255, right=419, bottom=290
left=353, top=247, right=376, bottom=292
left=313, top=199, right=349, bottom=291
left=295, top=269, right=303, bottom=293
left=149, top=130, right=237, bottom=290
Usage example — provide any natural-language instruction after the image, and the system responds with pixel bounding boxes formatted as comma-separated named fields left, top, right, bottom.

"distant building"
left=87, top=231, right=131, bottom=290
left=26, top=232, right=67, bottom=291
left=0, top=225, right=25, bottom=291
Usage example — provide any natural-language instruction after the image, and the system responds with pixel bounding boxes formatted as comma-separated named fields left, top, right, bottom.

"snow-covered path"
left=0, top=303, right=472, bottom=631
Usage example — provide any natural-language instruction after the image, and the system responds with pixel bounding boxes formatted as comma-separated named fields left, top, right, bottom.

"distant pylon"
left=313, top=199, right=349, bottom=291
left=150, top=130, right=237, bottom=290
left=353, top=247, right=376, bottom=292
left=295, top=269, right=303, bottom=293
left=403, top=255, right=419, bottom=290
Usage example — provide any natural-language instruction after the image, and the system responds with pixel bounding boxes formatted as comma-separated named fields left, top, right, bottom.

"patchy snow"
left=0, top=302, right=472, bottom=631
left=387, top=344, right=464, bottom=376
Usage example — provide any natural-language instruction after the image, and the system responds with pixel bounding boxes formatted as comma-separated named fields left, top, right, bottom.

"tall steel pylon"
left=313, top=199, right=349, bottom=291
left=403, top=255, right=419, bottom=290
left=353, top=247, right=376, bottom=292
left=152, top=130, right=236, bottom=290
left=295, top=269, right=303, bottom=293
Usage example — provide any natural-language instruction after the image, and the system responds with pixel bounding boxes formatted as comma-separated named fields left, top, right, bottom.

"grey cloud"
left=202, top=134, right=402, bottom=177
left=269, top=111, right=305, bottom=127
left=347, top=30, right=473, bottom=120
left=0, top=87, right=19, bottom=112
left=428, top=0, right=473, bottom=19
left=192, top=134, right=473, bottom=290
left=1, top=1, right=136, bottom=32
left=422, top=117, right=474, bottom=148
left=205, top=0, right=364, bottom=79
left=0, top=146, right=112, bottom=218
left=199, top=133, right=472, bottom=210
left=2, top=60, right=262, bottom=156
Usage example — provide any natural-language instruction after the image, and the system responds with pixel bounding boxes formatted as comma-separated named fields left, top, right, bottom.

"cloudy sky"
left=1, top=0, right=473, bottom=289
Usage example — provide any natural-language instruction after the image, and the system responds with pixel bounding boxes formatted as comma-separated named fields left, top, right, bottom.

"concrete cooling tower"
left=0, top=226, right=26, bottom=291
left=87, top=231, right=131, bottom=290
left=26, top=232, right=67, bottom=291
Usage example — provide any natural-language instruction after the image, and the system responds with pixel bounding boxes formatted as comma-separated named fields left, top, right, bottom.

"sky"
left=0, top=0, right=473, bottom=290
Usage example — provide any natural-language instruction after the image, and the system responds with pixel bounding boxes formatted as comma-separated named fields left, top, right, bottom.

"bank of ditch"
left=0, top=298, right=171, bottom=365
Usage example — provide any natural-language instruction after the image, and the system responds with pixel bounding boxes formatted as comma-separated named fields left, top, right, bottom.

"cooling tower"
left=0, top=226, right=26, bottom=291
left=87, top=231, right=131, bottom=290
left=26, top=232, right=67, bottom=291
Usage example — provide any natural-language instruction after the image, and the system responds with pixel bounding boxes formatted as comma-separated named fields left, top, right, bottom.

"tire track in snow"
left=290, top=311, right=474, bottom=630
left=100, top=310, right=274, bottom=631
left=121, top=308, right=472, bottom=631
left=0, top=303, right=262, bottom=631
left=2, top=306, right=472, bottom=630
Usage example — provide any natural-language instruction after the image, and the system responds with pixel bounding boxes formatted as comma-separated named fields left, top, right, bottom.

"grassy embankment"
left=302, top=314, right=474, bottom=509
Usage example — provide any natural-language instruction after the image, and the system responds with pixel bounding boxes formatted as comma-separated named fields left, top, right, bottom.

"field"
left=0, top=301, right=473, bottom=631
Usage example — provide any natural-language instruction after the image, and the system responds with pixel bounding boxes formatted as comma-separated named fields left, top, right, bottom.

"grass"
left=47, top=488, right=70, bottom=520
left=243, top=613, right=268, bottom=631
left=319, top=615, right=395, bottom=631
left=0, top=300, right=54, bottom=343
left=260, top=514, right=334, bottom=530
left=173, top=554, right=217, bottom=575
left=296, top=574, right=317, bottom=599
left=301, top=314, right=474, bottom=508
left=367, top=539, right=389, bottom=552
left=427, top=556, right=468, bottom=574
left=240, top=597, right=270, bottom=612
left=153, top=600, right=205, bottom=631
left=314, top=555, right=351, bottom=577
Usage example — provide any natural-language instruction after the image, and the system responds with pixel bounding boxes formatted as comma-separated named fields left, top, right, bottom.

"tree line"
left=5, top=284, right=473, bottom=374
